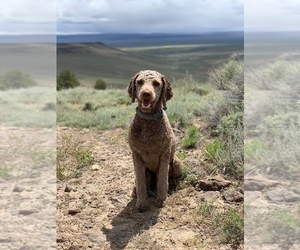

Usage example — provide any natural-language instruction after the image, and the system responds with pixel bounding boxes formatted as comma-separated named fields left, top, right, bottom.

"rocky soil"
left=56, top=127, right=244, bottom=250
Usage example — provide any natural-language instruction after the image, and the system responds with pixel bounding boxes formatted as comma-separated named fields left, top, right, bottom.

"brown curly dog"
left=128, top=70, right=182, bottom=212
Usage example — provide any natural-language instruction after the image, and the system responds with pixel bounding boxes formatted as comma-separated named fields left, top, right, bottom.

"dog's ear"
left=128, top=73, right=139, bottom=103
left=161, top=75, right=173, bottom=109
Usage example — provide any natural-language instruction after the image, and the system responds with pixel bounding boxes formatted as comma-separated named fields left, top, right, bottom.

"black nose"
left=142, top=92, right=151, bottom=98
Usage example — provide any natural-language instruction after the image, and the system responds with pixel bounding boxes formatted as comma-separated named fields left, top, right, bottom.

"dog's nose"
left=142, top=91, right=151, bottom=98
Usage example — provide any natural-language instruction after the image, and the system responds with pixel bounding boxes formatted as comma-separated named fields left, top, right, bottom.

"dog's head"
left=128, top=70, right=173, bottom=113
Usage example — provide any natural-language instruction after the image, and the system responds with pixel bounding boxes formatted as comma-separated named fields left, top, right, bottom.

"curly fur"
left=128, top=70, right=182, bottom=212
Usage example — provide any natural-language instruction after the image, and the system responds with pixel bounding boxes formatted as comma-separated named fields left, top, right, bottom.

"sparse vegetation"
left=0, top=70, right=37, bottom=90
left=57, top=87, right=133, bottom=129
left=0, top=87, right=56, bottom=127
left=196, top=202, right=243, bottom=246
left=245, top=60, right=300, bottom=247
left=245, top=60, right=300, bottom=178
left=57, top=134, right=95, bottom=180
left=198, top=61, right=244, bottom=178
left=265, top=208, right=300, bottom=245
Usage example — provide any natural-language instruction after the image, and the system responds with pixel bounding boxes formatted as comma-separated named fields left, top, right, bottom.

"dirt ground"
left=1, top=126, right=298, bottom=249
left=0, top=127, right=56, bottom=249
left=56, top=126, right=244, bottom=250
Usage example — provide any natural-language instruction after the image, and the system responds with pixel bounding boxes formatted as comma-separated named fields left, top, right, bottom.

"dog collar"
left=136, top=107, right=164, bottom=121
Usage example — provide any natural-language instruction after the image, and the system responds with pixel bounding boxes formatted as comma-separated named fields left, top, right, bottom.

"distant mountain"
left=0, top=34, right=55, bottom=43
left=57, top=32, right=244, bottom=48
left=57, top=42, right=183, bottom=87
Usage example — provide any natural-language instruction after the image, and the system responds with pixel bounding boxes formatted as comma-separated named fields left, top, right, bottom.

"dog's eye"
left=136, top=80, right=143, bottom=85
left=153, top=81, right=160, bottom=87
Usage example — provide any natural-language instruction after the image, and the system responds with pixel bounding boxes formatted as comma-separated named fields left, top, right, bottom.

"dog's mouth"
left=142, top=99, right=151, bottom=109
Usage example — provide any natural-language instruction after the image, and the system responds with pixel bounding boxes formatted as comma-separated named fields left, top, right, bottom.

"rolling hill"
left=57, top=39, right=244, bottom=87
left=57, top=42, right=184, bottom=87
left=0, top=43, right=56, bottom=85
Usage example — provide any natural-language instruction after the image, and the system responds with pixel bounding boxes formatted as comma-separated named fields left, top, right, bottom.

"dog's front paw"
left=156, top=198, right=166, bottom=208
left=136, top=200, right=149, bottom=212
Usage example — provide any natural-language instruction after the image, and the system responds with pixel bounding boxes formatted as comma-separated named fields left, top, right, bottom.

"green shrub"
left=217, top=112, right=243, bottom=138
left=201, top=61, right=244, bottom=128
left=181, top=125, right=200, bottom=149
left=94, top=79, right=107, bottom=90
left=221, top=208, right=244, bottom=245
left=42, top=102, right=56, bottom=111
left=209, top=60, right=243, bottom=97
left=259, top=112, right=299, bottom=135
left=204, top=135, right=243, bottom=177
left=244, top=138, right=267, bottom=159
left=205, top=138, right=224, bottom=161
left=57, top=70, right=80, bottom=91
left=180, top=165, right=197, bottom=186
left=265, top=209, right=300, bottom=244
left=0, top=70, right=37, bottom=90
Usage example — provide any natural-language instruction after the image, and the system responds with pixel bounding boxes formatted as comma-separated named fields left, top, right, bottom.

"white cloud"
left=0, top=0, right=56, bottom=34
left=245, top=0, right=300, bottom=32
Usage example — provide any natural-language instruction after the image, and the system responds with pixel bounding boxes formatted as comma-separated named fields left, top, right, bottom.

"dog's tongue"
left=142, top=100, right=151, bottom=108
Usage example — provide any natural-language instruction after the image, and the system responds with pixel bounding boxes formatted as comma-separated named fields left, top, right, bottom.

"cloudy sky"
left=0, top=0, right=56, bottom=35
left=57, top=0, right=243, bottom=34
left=0, top=0, right=299, bottom=35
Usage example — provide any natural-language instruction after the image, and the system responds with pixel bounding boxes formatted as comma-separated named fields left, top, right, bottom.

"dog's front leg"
left=156, top=153, right=170, bottom=208
left=132, top=152, right=149, bottom=212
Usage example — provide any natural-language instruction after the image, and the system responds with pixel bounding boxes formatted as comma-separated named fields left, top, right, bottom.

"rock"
left=68, top=202, right=81, bottom=215
left=0, top=237, right=13, bottom=243
left=197, top=175, right=231, bottom=191
left=266, top=188, right=299, bottom=202
left=56, top=237, right=65, bottom=243
left=245, top=191, right=262, bottom=201
left=13, top=185, right=25, bottom=192
left=68, top=208, right=81, bottom=215
left=198, top=191, right=220, bottom=202
left=91, top=164, right=100, bottom=171
left=86, top=178, right=93, bottom=184
left=291, top=186, right=300, bottom=194
left=19, top=209, right=38, bottom=216
left=64, top=185, right=74, bottom=192
left=84, top=232, right=106, bottom=244
left=84, top=222, right=94, bottom=229
left=244, top=175, right=280, bottom=191
left=237, top=187, right=244, bottom=194
left=222, top=189, right=244, bottom=202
